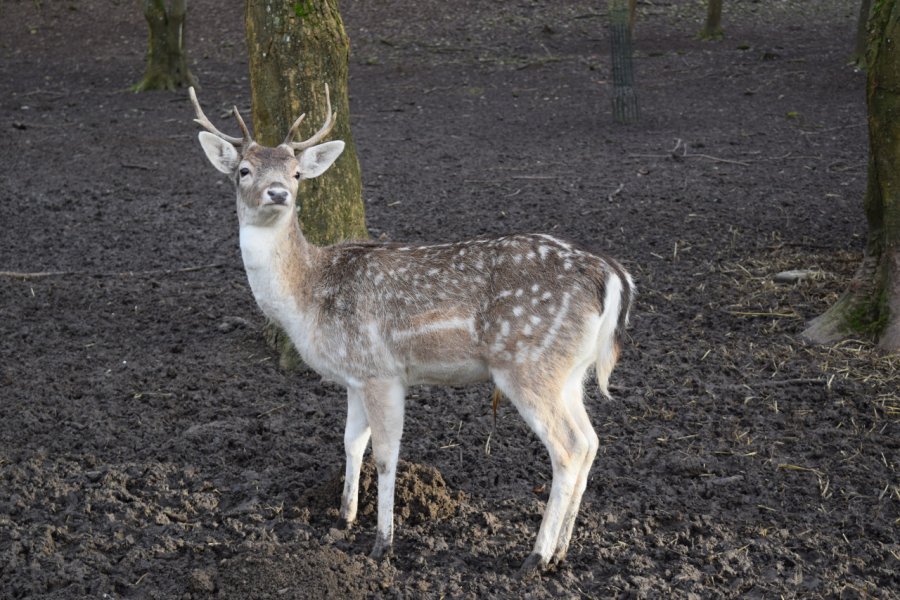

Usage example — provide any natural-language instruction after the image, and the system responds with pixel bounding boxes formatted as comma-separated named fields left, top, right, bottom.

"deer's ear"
left=297, top=141, right=345, bottom=179
left=199, top=132, right=241, bottom=174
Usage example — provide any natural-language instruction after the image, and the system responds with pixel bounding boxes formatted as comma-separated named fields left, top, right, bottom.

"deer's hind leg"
left=491, top=367, right=593, bottom=575
left=551, top=365, right=599, bottom=565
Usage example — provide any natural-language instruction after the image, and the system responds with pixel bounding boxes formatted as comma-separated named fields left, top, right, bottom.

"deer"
left=189, top=84, right=635, bottom=576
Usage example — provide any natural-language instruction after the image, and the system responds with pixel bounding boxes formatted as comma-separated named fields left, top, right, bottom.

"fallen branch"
left=0, top=263, right=225, bottom=280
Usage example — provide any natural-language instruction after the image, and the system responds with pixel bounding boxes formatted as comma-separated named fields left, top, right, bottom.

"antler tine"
left=282, top=112, right=307, bottom=146
left=287, top=83, right=338, bottom=151
left=232, top=106, right=253, bottom=145
left=188, top=86, right=245, bottom=146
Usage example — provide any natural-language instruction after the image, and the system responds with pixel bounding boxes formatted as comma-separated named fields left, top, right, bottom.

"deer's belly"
left=405, top=359, right=490, bottom=386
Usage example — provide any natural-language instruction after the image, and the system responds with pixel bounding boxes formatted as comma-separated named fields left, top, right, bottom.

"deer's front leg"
left=362, top=378, right=406, bottom=561
left=339, top=387, right=371, bottom=528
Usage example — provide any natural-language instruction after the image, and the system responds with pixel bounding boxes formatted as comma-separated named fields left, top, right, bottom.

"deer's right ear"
left=198, top=132, right=241, bottom=175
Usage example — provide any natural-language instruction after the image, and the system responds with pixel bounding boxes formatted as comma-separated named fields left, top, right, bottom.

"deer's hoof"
left=550, top=548, right=568, bottom=567
left=368, top=533, right=392, bottom=563
left=518, top=553, right=547, bottom=579
left=322, top=518, right=355, bottom=544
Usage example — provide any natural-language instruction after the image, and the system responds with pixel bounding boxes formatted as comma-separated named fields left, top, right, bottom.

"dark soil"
left=2, top=1, right=898, bottom=598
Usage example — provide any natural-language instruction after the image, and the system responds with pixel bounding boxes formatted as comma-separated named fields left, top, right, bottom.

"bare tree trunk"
left=804, top=0, right=900, bottom=351
left=133, top=0, right=197, bottom=92
left=245, top=0, right=368, bottom=369
left=700, top=0, right=723, bottom=40
left=609, top=0, right=639, bottom=124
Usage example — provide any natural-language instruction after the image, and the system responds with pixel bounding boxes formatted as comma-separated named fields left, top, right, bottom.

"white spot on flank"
left=512, top=306, right=524, bottom=317
left=533, top=291, right=571, bottom=360
left=530, top=315, right=542, bottom=326
left=515, top=289, right=524, bottom=298
left=394, top=317, right=476, bottom=341
left=538, top=245, right=551, bottom=259
left=541, top=291, right=552, bottom=301
left=500, top=320, right=511, bottom=336
left=531, top=284, right=540, bottom=293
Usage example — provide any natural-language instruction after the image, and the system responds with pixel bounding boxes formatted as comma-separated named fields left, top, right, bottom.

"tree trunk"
left=850, top=0, right=873, bottom=69
left=803, top=0, right=900, bottom=351
left=700, top=0, right=723, bottom=40
left=245, top=0, right=368, bottom=369
left=132, top=0, right=197, bottom=92
left=609, top=0, right=639, bottom=124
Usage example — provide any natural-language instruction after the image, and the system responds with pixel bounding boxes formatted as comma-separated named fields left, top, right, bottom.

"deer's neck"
left=239, top=215, right=316, bottom=322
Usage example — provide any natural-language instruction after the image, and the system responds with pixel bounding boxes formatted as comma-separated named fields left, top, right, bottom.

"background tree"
left=699, top=0, right=723, bottom=40
left=245, top=0, right=368, bottom=367
left=133, top=0, right=197, bottom=91
left=610, top=0, right=639, bottom=123
left=804, top=0, right=900, bottom=351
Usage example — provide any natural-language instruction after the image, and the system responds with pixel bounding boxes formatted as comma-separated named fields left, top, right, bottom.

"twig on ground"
left=608, top=182, right=625, bottom=202
left=0, top=263, right=225, bottom=280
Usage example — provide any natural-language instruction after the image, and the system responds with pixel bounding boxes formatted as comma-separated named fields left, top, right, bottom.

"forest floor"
left=1, top=0, right=898, bottom=598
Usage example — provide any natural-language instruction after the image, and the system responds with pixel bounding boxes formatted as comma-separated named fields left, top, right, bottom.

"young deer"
left=190, top=85, right=634, bottom=575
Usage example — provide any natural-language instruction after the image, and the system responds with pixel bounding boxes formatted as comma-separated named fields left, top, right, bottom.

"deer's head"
left=190, top=86, right=345, bottom=227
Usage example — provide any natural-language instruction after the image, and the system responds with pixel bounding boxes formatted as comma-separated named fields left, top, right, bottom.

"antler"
left=283, top=83, right=338, bottom=151
left=188, top=86, right=253, bottom=147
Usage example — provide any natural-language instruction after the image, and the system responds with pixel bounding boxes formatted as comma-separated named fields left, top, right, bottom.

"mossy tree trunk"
left=700, top=0, right=723, bottom=40
left=803, top=0, right=900, bottom=352
left=132, top=0, right=197, bottom=92
left=245, top=0, right=368, bottom=368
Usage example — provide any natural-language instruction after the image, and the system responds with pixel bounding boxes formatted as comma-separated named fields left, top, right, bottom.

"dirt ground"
left=1, top=0, right=898, bottom=598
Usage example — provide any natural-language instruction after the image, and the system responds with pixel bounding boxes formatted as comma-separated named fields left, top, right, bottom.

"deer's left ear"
left=297, top=141, right=345, bottom=179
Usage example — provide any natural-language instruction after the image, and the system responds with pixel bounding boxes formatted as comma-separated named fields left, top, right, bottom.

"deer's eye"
left=293, top=172, right=301, bottom=180
left=239, top=167, right=250, bottom=177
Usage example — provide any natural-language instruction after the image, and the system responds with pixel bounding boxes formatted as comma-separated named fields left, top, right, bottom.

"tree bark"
left=803, top=0, right=900, bottom=351
left=245, top=0, right=366, bottom=245
left=700, top=0, right=723, bottom=40
left=133, top=0, right=197, bottom=92
left=245, top=0, right=368, bottom=369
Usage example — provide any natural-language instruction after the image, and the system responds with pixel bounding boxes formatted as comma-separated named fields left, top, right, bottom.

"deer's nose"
left=266, top=188, right=289, bottom=205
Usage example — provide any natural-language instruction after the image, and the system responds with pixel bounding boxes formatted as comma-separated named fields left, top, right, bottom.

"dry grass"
left=716, top=243, right=900, bottom=415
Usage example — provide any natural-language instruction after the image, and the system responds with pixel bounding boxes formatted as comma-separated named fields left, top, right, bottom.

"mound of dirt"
left=301, top=459, right=463, bottom=526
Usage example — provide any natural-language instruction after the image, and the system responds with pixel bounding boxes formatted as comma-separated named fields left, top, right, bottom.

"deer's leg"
left=339, top=386, right=371, bottom=528
left=361, top=377, right=406, bottom=561
left=550, top=371, right=599, bottom=565
left=493, top=370, right=590, bottom=575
